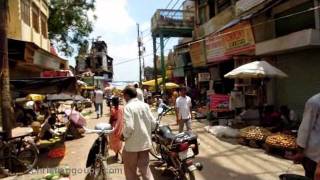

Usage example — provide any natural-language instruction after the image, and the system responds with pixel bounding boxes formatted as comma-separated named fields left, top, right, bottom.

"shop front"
left=205, top=20, right=255, bottom=114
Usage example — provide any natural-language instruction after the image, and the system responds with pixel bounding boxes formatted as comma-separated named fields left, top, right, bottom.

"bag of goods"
left=206, top=125, right=240, bottom=138
left=240, top=126, right=271, bottom=141
left=265, top=133, right=298, bottom=149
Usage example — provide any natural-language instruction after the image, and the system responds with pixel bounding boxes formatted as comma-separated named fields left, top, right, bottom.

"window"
left=32, top=3, right=39, bottom=33
left=217, top=0, right=232, bottom=13
left=21, top=0, right=30, bottom=25
left=208, top=0, right=216, bottom=18
left=198, top=0, right=207, bottom=25
left=275, top=1, right=315, bottom=37
left=41, top=13, right=48, bottom=38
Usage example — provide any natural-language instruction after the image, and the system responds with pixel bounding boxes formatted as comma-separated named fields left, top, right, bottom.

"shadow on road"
left=195, top=156, right=261, bottom=180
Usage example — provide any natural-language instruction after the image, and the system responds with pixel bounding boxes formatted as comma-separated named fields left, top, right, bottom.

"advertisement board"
left=210, top=94, right=230, bottom=111
left=206, top=21, right=255, bottom=63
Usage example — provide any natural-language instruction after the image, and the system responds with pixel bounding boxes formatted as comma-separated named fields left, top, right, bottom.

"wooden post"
left=0, top=0, right=12, bottom=138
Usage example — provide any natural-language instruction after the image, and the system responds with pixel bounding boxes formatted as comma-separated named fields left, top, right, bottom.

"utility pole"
left=137, top=23, right=142, bottom=83
left=0, top=0, right=12, bottom=138
left=152, top=36, right=159, bottom=93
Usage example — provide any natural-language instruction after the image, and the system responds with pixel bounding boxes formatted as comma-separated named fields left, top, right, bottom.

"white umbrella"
left=224, top=61, right=288, bottom=79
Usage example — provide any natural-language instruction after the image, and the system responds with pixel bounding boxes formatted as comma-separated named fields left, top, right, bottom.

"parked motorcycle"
left=150, top=107, right=203, bottom=180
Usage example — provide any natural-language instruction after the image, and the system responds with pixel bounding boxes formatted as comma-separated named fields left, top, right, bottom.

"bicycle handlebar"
left=83, top=127, right=114, bottom=134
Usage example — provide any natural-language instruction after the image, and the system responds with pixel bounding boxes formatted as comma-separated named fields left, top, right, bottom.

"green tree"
left=48, top=0, right=96, bottom=56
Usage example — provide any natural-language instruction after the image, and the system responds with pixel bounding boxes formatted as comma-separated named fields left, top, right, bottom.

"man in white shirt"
left=295, top=93, right=320, bottom=179
left=94, top=88, right=104, bottom=118
left=176, top=87, right=193, bottom=133
left=134, top=83, right=144, bottom=102
left=122, top=86, right=156, bottom=180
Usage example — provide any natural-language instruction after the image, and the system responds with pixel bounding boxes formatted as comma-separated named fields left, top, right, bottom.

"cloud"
left=91, top=0, right=135, bottom=35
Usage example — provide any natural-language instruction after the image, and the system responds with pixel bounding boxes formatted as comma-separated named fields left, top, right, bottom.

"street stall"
left=10, top=77, right=82, bottom=158
left=220, top=61, right=300, bottom=155
left=224, top=61, right=289, bottom=127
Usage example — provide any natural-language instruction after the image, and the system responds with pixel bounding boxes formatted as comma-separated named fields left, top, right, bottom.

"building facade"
left=7, top=0, right=69, bottom=79
left=8, top=0, right=50, bottom=51
left=167, top=0, right=320, bottom=117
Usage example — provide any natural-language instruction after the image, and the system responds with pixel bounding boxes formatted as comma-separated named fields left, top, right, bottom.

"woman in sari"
left=109, top=96, right=124, bottom=161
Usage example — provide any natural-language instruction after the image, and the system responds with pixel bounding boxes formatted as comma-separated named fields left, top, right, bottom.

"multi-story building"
left=7, top=0, right=68, bottom=79
left=76, top=40, right=114, bottom=88
left=175, top=0, right=320, bottom=116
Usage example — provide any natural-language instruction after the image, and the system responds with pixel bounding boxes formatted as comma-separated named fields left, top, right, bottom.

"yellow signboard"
left=206, top=21, right=255, bottom=63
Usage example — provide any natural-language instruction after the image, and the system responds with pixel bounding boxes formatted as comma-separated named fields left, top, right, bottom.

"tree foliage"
left=48, top=0, right=96, bottom=56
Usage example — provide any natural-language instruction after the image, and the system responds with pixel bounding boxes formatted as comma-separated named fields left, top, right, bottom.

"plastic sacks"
left=204, top=125, right=240, bottom=138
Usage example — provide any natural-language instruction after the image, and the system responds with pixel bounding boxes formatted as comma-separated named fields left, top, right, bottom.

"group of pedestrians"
left=93, top=83, right=194, bottom=180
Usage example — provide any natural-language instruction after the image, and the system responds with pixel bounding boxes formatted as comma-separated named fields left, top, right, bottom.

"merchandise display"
left=265, top=133, right=298, bottom=150
left=240, top=126, right=272, bottom=141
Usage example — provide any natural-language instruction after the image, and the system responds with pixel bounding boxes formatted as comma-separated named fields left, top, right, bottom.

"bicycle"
left=0, top=132, right=39, bottom=176
left=85, top=123, right=114, bottom=180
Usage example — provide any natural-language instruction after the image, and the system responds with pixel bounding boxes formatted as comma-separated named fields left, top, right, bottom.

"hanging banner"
left=206, top=21, right=255, bottom=63
left=190, top=41, right=206, bottom=67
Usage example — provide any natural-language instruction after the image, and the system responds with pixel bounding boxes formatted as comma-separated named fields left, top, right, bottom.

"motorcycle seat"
left=94, top=123, right=112, bottom=131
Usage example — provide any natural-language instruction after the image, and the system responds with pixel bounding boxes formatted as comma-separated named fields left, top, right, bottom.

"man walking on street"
left=94, top=87, right=104, bottom=118
left=122, top=86, right=156, bottom=180
left=294, top=93, right=320, bottom=179
left=134, top=82, right=144, bottom=102
left=176, top=87, right=192, bottom=133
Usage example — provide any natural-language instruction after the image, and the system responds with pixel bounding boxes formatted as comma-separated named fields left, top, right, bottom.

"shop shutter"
left=275, top=49, right=320, bottom=117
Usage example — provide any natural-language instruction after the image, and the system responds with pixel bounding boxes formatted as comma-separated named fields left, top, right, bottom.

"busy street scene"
left=0, top=0, right=319, bottom=180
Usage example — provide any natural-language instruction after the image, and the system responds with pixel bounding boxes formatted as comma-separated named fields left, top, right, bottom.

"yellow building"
left=8, top=0, right=50, bottom=51
left=6, top=0, right=69, bottom=79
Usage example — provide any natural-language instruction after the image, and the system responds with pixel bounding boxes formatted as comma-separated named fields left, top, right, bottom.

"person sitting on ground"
left=279, top=105, right=298, bottom=130
left=39, top=112, right=59, bottom=140
left=64, top=107, right=87, bottom=139
left=109, top=96, right=124, bottom=161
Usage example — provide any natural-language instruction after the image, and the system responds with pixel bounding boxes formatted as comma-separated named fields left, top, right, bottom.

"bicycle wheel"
left=92, top=157, right=108, bottom=180
left=11, top=141, right=38, bottom=174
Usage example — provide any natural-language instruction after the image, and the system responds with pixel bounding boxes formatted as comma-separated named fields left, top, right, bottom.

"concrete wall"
left=251, top=14, right=275, bottom=43
left=195, top=6, right=235, bottom=38
left=275, top=49, right=320, bottom=117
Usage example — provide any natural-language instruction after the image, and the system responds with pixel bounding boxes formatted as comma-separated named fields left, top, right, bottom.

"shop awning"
left=142, top=78, right=163, bottom=86
left=224, top=61, right=288, bottom=79
left=161, top=82, right=180, bottom=89
left=10, top=77, right=78, bottom=95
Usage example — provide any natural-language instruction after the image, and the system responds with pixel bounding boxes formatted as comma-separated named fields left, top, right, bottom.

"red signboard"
left=210, top=94, right=230, bottom=111
left=206, top=21, right=255, bottom=63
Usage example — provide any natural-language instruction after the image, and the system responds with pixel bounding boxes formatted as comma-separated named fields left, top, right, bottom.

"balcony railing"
left=151, top=9, right=194, bottom=33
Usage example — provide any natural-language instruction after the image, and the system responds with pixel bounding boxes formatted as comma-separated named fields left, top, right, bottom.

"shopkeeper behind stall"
left=39, top=112, right=60, bottom=140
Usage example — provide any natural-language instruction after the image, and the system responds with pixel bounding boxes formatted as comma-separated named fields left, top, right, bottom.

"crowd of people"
left=89, top=83, right=196, bottom=180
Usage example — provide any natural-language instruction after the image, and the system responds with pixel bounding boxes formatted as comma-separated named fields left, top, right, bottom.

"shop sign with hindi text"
left=206, top=21, right=255, bottom=63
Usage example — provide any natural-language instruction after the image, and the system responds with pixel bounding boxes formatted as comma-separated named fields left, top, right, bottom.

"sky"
left=71, top=0, right=181, bottom=82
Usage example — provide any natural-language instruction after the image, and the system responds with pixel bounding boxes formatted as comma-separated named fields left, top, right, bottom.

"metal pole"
left=152, top=35, right=159, bottom=93
left=137, top=23, right=142, bottom=83
left=314, top=0, right=320, bottom=29
left=0, top=0, right=12, bottom=138
left=160, top=34, right=166, bottom=93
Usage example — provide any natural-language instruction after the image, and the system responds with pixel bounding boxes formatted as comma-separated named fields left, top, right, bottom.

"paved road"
left=12, top=105, right=304, bottom=180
